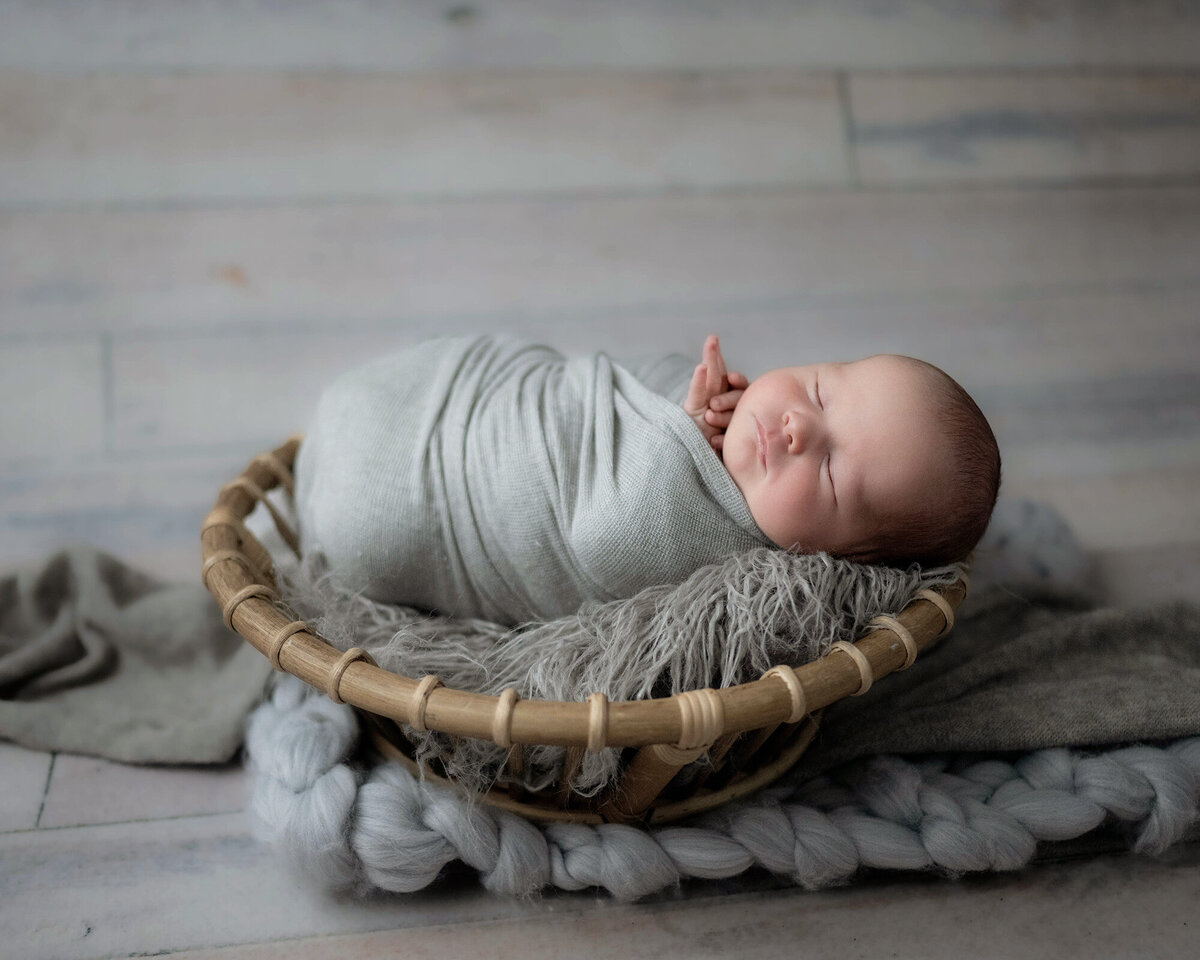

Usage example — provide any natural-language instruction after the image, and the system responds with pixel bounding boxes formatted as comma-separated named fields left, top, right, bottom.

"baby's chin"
left=744, top=502, right=843, bottom=556
left=742, top=497, right=802, bottom=552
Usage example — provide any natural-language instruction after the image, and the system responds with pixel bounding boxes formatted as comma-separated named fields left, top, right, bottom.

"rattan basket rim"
left=200, top=436, right=969, bottom=754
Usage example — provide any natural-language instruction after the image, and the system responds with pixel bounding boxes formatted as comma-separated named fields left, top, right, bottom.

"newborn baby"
left=295, top=334, right=998, bottom=625
left=682, top=335, right=999, bottom=568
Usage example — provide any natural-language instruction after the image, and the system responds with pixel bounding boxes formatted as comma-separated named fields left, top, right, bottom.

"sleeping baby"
left=295, top=334, right=999, bottom=625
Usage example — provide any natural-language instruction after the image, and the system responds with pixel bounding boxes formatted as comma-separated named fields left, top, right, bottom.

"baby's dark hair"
left=854, top=358, right=1001, bottom=568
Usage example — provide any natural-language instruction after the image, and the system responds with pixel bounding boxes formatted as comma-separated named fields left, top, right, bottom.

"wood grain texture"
left=852, top=73, right=1200, bottom=184
left=3, top=799, right=1196, bottom=960
left=0, top=743, right=51, bottom=832
left=0, top=69, right=847, bottom=205
left=100, top=287, right=1200, bottom=456
left=4, top=0, right=1200, bottom=70
left=222, top=848, right=1200, bottom=959
left=6, top=186, right=1200, bottom=335
left=0, top=811, right=555, bottom=959
left=0, top=455, right=241, bottom=579
left=37, top=755, right=248, bottom=829
left=0, top=338, right=105, bottom=463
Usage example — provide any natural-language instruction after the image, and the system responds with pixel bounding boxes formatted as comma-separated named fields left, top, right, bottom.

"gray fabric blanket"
left=803, top=587, right=1200, bottom=775
left=0, top=546, right=271, bottom=763
left=295, top=335, right=770, bottom=624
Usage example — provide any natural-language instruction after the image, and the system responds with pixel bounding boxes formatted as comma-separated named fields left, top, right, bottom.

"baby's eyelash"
left=814, top=377, right=823, bottom=409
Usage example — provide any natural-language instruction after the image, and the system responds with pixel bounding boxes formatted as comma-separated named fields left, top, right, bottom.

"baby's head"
left=722, top=354, right=999, bottom=567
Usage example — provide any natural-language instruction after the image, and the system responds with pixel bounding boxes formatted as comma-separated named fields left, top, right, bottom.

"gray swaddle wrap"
left=295, top=335, right=771, bottom=623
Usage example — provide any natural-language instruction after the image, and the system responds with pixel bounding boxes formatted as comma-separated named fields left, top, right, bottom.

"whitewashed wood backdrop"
left=3, top=0, right=1200, bottom=583
left=2, top=3, right=1199, bottom=958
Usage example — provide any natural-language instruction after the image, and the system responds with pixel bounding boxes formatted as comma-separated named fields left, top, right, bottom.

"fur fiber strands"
left=273, top=547, right=959, bottom=795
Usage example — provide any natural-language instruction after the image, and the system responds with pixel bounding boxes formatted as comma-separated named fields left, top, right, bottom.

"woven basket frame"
left=201, top=437, right=969, bottom=825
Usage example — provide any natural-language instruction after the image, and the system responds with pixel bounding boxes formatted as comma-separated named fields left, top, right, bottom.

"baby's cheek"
left=765, top=470, right=828, bottom=547
left=781, top=465, right=821, bottom=511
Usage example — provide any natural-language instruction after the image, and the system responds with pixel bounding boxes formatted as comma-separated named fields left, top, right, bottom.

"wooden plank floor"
left=1, top=3, right=1198, bottom=957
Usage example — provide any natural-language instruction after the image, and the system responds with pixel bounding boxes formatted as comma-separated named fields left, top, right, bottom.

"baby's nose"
left=782, top=411, right=813, bottom=453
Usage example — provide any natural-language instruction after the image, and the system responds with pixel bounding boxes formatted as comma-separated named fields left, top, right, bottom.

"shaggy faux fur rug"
left=274, top=545, right=960, bottom=795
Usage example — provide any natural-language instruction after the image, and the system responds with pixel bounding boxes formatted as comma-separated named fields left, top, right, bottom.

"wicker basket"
left=201, top=436, right=968, bottom=825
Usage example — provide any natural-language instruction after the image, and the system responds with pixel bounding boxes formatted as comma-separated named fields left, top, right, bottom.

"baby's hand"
left=683, top=335, right=748, bottom=455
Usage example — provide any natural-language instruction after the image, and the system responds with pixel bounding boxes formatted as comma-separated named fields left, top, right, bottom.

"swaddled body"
left=296, top=335, right=770, bottom=624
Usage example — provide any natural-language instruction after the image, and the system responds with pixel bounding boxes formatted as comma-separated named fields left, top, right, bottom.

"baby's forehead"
left=851, top=352, right=932, bottom=372
left=760, top=353, right=929, bottom=372
left=855, top=354, right=949, bottom=397
left=792, top=354, right=942, bottom=392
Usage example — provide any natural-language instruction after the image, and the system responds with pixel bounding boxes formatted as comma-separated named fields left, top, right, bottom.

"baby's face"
left=722, top=355, right=952, bottom=557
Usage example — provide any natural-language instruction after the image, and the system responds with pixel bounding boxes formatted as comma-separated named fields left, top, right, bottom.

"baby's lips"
left=755, top=416, right=769, bottom=469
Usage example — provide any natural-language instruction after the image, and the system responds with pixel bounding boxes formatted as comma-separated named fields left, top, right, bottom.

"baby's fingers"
left=727, top=370, right=749, bottom=390
left=708, top=388, right=744, bottom=412
left=702, top=334, right=730, bottom=385
left=704, top=408, right=733, bottom=429
left=710, top=433, right=725, bottom=452
left=683, top=363, right=709, bottom=414
left=703, top=339, right=726, bottom=396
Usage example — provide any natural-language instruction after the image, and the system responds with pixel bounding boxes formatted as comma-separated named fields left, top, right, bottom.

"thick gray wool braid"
left=246, top=675, right=1200, bottom=901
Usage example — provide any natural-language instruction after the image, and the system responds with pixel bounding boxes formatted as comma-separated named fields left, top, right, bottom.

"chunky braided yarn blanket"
left=247, top=674, right=1200, bottom=900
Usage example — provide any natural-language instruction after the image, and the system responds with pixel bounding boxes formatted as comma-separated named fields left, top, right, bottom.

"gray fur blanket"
left=294, top=335, right=770, bottom=624
left=276, top=546, right=959, bottom=795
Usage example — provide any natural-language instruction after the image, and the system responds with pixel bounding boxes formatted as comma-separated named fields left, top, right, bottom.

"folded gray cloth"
left=0, top=546, right=271, bottom=763
left=295, top=335, right=770, bottom=624
left=803, top=586, right=1200, bottom=773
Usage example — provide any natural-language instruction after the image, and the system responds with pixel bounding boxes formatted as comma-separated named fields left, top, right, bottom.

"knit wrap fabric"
left=295, top=335, right=770, bottom=624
